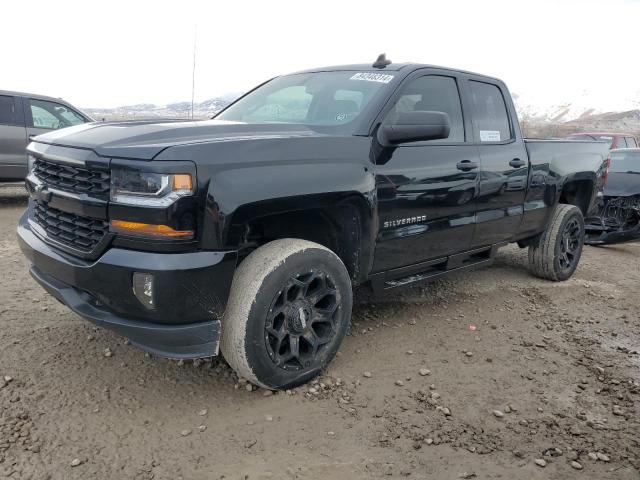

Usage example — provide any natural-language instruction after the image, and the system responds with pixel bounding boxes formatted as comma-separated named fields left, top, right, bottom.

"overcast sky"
left=3, top=0, right=639, bottom=111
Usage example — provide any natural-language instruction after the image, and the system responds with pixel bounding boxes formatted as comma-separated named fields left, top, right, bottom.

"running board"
left=370, top=242, right=507, bottom=294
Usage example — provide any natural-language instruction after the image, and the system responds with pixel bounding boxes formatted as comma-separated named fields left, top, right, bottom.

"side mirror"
left=379, top=111, right=451, bottom=145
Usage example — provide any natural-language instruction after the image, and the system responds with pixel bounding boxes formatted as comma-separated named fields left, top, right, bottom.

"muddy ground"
left=1, top=187, right=638, bottom=480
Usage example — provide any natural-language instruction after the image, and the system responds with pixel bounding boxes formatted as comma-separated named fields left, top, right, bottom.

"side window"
left=0, top=95, right=19, bottom=126
left=31, top=105, right=61, bottom=129
left=616, top=137, right=627, bottom=149
left=383, top=75, right=464, bottom=142
left=28, top=98, right=86, bottom=130
left=470, top=81, right=512, bottom=143
left=626, top=137, right=638, bottom=148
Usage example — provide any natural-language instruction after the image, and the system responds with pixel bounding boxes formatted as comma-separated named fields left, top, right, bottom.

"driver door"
left=372, top=71, right=480, bottom=272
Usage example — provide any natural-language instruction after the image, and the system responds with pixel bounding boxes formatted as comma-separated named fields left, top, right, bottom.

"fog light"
left=132, top=272, right=155, bottom=310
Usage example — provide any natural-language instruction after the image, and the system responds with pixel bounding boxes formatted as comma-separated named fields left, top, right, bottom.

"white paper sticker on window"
left=480, top=130, right=501, bottom=142
left=350, top=72, right=394, bottom=84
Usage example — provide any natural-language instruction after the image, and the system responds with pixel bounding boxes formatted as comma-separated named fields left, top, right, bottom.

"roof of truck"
left=0, top=89, right=72, bottom=103
left=0, top=89, right=94, bottom=121
left=292, top=62, right=502, bottom=82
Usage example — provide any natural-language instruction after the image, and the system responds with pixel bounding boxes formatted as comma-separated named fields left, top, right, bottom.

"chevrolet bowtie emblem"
left=34, top=184, right=53, bottom=203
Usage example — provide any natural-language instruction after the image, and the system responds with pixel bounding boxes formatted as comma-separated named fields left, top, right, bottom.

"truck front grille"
left=33, top=201, right=108, bottom=252
left=33, top=158, right=110, bottom=196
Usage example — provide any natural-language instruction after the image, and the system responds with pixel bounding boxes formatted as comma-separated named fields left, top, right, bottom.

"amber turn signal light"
left=110, top=220, right=194, bottom=238
left=173, top=174, right=193, bottom=191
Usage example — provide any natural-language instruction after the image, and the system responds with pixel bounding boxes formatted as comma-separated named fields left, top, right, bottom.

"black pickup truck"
left=17, top=57, right=611, bottom=389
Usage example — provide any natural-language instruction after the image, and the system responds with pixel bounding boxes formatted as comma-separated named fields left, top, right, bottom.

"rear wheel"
left=220, top=239, right=352, bottom=390
left=528, top=204, right=585, bottom=281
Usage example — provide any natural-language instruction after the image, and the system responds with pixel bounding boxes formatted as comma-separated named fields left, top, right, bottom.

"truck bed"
left=524, top=138, right=610, bottom=178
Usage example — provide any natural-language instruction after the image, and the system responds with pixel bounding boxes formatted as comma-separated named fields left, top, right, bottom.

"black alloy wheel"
left=558, top=217, right=582, bottom=272
left=265, top=270, right=339, bottom=371
left=220, top=238, right=353, bottom=390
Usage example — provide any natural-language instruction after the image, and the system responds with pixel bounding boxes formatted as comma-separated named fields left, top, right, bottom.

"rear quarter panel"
left=519, top=139, right=609, bottom=238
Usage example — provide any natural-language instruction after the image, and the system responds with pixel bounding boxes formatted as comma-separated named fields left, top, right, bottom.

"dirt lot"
left=1, top=188, right=639, bottom=480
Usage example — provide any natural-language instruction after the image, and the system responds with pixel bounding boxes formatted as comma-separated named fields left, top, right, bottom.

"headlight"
left=110, top=167, right=194, bottom=206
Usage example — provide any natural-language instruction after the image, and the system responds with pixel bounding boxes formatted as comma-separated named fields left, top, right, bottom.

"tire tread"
left=528, top=204, right=583, bottom=281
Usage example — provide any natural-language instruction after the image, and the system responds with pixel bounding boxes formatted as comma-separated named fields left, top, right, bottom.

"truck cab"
left=0, top=90, right=92, bottom=182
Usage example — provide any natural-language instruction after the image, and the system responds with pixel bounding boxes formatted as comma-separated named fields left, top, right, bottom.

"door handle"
left=509, top=158, right=526, bottom=168
left=456, top=160, right=478, bottom=171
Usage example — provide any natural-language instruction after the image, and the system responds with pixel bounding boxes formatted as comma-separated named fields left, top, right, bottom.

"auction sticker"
left=350, top=72, right=394, bottom=84
left=479, top=130, right=501, bottom=142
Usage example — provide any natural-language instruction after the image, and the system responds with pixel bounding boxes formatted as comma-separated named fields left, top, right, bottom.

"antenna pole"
left=191, top=25, right=197, bottom=120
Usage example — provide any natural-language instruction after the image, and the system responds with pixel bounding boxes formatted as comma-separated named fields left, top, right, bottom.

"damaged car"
left=586, top=148, right=640, bottom=245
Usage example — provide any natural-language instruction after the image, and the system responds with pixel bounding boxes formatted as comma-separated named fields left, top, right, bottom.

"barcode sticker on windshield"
left=350, top=72, right=394, bottom=84
left=480, top=130, right=501, bottom=142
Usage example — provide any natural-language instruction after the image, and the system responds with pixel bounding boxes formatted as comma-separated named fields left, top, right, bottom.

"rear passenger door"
left=465, top=79, right=528, bottom=247
left=372, top=70, right=480, bottom=271
left=0, top=94, right=27, bottom=180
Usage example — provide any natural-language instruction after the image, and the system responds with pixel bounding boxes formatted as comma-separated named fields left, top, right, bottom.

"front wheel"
left=220, top=239, right=352, bottom=390
left=528, top=204, right=585, bottom=281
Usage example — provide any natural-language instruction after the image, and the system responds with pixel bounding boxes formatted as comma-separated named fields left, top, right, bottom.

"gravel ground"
left=1, top=188, right=639, bottom=480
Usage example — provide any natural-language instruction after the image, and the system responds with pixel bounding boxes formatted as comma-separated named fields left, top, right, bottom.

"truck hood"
left=31, top=120, right=323, bottom=160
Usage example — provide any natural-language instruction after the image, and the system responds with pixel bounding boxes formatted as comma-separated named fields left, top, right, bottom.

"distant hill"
left=84, top=95, right=240, bottom=121
left=517, top=106, right=640, bottom=139
left=512, top=92, right=640, bottom=138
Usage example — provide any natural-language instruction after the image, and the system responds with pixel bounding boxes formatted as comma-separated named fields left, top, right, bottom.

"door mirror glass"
left=380, top=110, right=451, bottom=144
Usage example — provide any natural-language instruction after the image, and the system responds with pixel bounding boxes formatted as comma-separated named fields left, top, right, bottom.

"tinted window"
left=0, top=95, right=19, bottom=126
left=625, top=137, right=637, bottom=148
left=596, top=136, right=614, bottom=147
left=383, top=75, right=465, bottom=142
left=28, top=98, right=86, bottom=129
left=470, top=81, right=511, bottom=143
left=610, top=151, right=640, bottom=173
left=217, top=71, right=395, bottom=132
left=616, top=137, right=627, bottom=149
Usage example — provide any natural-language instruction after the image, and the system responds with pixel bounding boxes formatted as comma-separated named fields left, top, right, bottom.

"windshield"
left=610, top=151, right=640, bottom=173
left=216, top=71, right=396, bottom=133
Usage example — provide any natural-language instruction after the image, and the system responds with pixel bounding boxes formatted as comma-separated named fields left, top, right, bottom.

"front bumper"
left=585, top=226, right=640, bottom=245
left=17, top=211, right=237, bottom=359
left=585, top=217, right=640, bottom=245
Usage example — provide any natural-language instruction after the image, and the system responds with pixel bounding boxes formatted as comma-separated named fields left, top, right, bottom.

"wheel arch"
left=558, top=177, right=596, bottom=216
left=225, top=193, right=375, bottom=285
